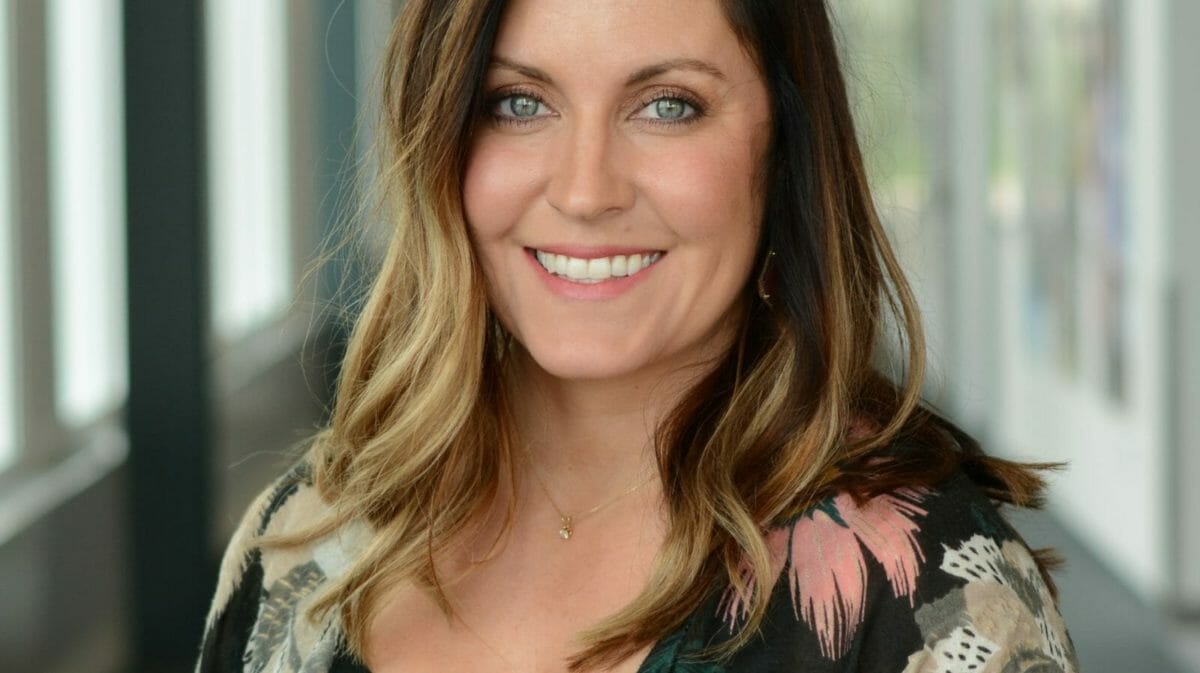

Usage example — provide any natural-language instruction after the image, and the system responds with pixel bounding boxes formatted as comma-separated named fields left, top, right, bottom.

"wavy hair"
left=294, top=0, right=1059, bottom=669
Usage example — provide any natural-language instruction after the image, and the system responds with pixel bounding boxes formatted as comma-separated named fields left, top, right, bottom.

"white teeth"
left=534, top=250, right=662, bottom=283
left=566, top=257, right=588, bottom=280
left=610, top=255, right=628, bottom=276
left=587, top=258, right=611, bottom=280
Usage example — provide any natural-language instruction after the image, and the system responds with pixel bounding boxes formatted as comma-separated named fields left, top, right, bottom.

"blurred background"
left=0, top=0, right=1195, bottom=671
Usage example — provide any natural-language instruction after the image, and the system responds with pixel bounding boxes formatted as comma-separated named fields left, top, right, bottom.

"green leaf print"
left=638, top=626, right=727, bottom=673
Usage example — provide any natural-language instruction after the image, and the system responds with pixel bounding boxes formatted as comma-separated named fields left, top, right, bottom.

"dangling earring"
left=757, top=249, right=776, bottom=304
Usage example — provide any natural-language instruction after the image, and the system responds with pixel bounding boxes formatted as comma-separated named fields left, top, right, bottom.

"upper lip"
left=527, top=245, right=665, bottom=259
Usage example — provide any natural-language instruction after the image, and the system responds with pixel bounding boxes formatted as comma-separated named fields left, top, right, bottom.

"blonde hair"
left=287, top=1, right=1055, bottom=669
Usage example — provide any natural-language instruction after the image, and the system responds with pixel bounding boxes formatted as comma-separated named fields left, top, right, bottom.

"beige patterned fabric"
left=901, top=535, right=1075, bottom=673
left=198, top=465, right=370, bottom=673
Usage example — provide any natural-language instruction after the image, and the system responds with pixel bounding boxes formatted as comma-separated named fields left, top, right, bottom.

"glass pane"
left=0, top=0, right=15, bottom=468
left=207, top=0, right=291, bottom=341
left=47, top=0, right=128, bottom=428
left=837, top=1, right=948, bottom=292
left=834, top=1, right=948, bottom=361
left=991, top=0, right=1128, bottom=401
left=839, top=1, right=933, bottom=219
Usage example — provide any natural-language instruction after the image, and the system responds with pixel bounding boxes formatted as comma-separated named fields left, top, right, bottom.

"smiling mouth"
left=532, top=249, right=664, bottom=283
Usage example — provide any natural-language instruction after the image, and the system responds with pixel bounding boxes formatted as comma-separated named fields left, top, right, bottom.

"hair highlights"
left=289, top=1, right=1057, bottom=669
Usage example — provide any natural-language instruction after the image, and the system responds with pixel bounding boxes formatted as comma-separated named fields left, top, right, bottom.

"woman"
left=198, top=1, right=1077, bottom=672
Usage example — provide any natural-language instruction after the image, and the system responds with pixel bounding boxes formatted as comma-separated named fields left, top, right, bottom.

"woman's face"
left=463, top=0, right=771, bottom=383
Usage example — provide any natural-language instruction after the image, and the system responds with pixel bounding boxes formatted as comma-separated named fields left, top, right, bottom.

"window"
left=839, top=1, right=936, bottom=226
left=206, top=0, right=292, bottom=342
left=836, top=1, right=951, bottom=394
left=47, top=0, right=127, bottom=429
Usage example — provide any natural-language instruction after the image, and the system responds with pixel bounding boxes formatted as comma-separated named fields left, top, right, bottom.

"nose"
left=544, top=120, right=635, bottom=222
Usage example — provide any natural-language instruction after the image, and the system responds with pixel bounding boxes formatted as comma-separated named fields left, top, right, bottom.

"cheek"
left=461, top=139, right=545, bottom=337
left=641, top=133, right=763, bottom=245
left=462, top=138, right=542, bottom=242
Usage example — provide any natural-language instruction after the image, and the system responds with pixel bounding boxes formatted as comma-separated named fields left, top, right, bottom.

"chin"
left=528, top=349, right=643, bottom=383
left=505, top=312, right=736, bottom=386
left=517, top=335, right=659, bottom=383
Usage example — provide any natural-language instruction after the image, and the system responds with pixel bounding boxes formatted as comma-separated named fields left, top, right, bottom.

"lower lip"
left=526, top=249, right=661, bottom=300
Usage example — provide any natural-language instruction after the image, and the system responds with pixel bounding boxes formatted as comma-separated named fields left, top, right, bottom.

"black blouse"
left=196, top=462, right=1077, bottom=673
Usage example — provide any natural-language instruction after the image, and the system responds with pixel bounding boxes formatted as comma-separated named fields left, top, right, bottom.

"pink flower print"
left=833, top=489, right=929, bottom=605
left=722, top=488, right=929, bottom=660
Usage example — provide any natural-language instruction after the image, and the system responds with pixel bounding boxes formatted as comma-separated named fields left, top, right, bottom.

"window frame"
left=0, top=0, right=128, bottom=544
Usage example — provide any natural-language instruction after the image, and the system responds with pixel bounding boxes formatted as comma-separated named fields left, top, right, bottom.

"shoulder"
left=204, top=461, right=316, bottom=623
left=713, top=471, right=1079, bottom=672
left=197, top=460, right=369, bottom=673
left=887, top=473, right=1078, bottom=673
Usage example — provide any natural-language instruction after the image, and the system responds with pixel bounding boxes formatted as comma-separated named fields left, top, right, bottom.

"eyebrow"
left=488, top=56, right=728, bottom=87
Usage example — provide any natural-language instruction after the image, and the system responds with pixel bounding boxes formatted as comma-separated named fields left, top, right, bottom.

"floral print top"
left=196, top=461, right=1078, bottom=673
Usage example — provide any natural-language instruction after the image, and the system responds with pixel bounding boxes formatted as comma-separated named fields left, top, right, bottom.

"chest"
left=363, top=513, right=665, bottom=672
left=364, top=613, right=655, bottom=673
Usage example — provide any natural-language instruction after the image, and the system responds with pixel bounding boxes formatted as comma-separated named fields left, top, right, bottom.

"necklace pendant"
left=558, top=516, right=573, bottom=540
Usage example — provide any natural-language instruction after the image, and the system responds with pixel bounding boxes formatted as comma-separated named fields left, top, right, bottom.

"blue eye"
left=505, top=94, right=542, bottom=118
left=645, top=98, right=692, bottom=121
left=485, top=89, right=705, bottom=127
left=489, top=93, right=550, bottom=125
left=634, top=91, right=704, bottom=125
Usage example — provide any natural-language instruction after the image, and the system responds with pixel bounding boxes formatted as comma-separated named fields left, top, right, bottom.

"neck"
left=503, top=344, right=719, bottom=513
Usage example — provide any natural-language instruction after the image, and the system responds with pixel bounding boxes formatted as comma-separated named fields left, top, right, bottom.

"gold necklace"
left=523, top=447, right=655, bottom=540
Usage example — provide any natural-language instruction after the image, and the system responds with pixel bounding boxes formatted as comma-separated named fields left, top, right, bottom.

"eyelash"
left=484, top=86, right=707, bottom=128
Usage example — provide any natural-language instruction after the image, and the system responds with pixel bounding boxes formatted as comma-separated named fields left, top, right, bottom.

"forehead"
left=490, top=0, right=750, bottom=80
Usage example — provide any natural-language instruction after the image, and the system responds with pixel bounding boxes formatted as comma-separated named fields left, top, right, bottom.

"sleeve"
left=871, top=535, right=1078, bottom=673
left=854, top=477, right=1080, bottom=673
left=195, top=546, right=267, bottom=673
left=195, top=464, right=308, bottom=673
left=700, top=476, right=1078, bottom=673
